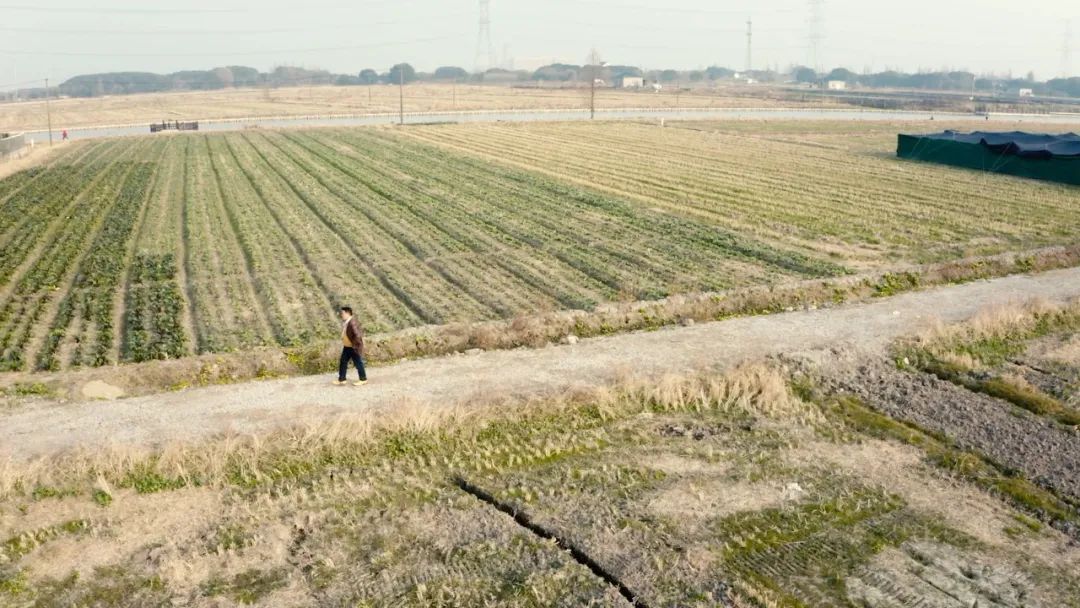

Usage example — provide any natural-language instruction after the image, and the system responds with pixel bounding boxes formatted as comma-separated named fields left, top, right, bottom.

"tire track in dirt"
left=1, top=266, right=1079, bottom=461
left=820, top=358, right=1080, bottom=503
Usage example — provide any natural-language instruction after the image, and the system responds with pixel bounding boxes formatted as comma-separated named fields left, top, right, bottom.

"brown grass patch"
left=0, top=363, right=795, bottom=499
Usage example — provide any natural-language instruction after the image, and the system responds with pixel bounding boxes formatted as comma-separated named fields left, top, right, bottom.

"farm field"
left=0, top=83, right=792, bottom=133
left=405, top=120, right=1080, bottom=265
left=2, top=300, right=1078, bottom=606
left=0, top=121, right=1077, bottom=375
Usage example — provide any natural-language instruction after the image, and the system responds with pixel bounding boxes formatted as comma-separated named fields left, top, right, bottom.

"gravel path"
left=3, top=267, right=1080, bottom=461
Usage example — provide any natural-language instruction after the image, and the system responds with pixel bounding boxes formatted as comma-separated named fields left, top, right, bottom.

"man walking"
left=334, top=306, right=367, bottom=386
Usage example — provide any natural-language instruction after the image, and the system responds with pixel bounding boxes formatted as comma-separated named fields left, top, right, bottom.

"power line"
left=499, top=13, right=801, bottom=35
left=0, top=77, right=48, bottom=89
left=0, top=34, right=467, bottom=58
left=0, top=4, right=243, bottom=13
left=0, top=13, right=472, bottom=36
left=541, top=0, right=797, bottom=17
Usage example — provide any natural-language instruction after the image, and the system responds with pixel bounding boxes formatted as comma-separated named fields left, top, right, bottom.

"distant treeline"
left=20, top=63, right=1080, bottom=99
left=808, top=67, right=1080, bottom=98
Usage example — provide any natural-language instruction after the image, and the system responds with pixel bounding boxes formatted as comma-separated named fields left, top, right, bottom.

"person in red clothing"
left=334, top=306, right=367, bottom=386
left=61, top=129, right=68, bottom=141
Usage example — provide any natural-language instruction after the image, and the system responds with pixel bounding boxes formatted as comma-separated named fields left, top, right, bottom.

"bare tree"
left=583, top=48, right=606, bottom=120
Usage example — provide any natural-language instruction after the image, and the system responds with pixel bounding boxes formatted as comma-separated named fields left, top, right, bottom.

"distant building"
left=1018, top=88, right=1034, bottom=98
left=827, top=80, right=847, bottom=91
left=618, top=76, right=644, bottom=89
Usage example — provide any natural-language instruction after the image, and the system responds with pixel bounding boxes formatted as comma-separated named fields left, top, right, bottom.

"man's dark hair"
left=340, top=306, right=354, bottom=316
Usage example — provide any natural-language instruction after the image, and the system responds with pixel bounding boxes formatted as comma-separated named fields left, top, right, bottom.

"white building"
left=618, top=76, right=644, bottom=88
left=1018, top=88, right=1034, bottom=98
left=826, top=80, right=847, bottom=91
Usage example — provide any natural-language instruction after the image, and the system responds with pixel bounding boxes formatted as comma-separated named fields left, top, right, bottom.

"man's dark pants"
left=339, top=347, right=367, bottom=382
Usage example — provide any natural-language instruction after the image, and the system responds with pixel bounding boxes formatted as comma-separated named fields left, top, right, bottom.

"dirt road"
left=3, top=267, right=1079, bottom=461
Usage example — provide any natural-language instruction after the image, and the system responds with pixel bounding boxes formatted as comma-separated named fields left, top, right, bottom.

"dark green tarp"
left=897, top=131, right=1080, bottom=186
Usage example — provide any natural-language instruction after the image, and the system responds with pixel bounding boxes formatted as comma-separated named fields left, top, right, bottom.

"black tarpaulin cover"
left=917, top=130, right=1080, bottom=159
left=897, top=130, right=1080, bottom=185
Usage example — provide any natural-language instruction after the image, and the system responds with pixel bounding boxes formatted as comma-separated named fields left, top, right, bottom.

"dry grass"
left=907, top=296, right=1080, bottom=369
left=0, top=142, right=64, bottom=180
left=0, top=363, right=795, bottom=499
left=0, top=83, right=791, bottom=133
left=1045, top=334, right=1080, bottom=366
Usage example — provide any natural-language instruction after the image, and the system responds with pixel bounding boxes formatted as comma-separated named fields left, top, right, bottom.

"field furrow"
left=234, top=132, right=423, bottom=331
left=258, top=132, right=494, bottom=324
left=182, top=136, right=274, bottom=353
left=205, top=135, right=333, bottom=346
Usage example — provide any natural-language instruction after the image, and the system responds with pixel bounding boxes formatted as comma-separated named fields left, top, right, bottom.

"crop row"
left=158, top=128, right=847, bottom=353
left=0, top=142, right=102, bottom=212
left=37, top=161, right=157, bottom=370
left=0, top=142, right=150, bottom=371
left=345, top=129, right=845, bottom=280
left=224, top=133, right=421, bottom=332
left=123, top=253, right=187, bottom=362
left=0, top=143, right=119, bottom=286
left=267, top=132, right=528, bottom=321
left=244, top=131, right=492, bottom=327
left=207, top=135, right=339, bottom=346
left=305, top=129, right=840, bottom=287
left=180, top=135, right=276, bottom=353
left=405, top=122, right=1080, bottom=263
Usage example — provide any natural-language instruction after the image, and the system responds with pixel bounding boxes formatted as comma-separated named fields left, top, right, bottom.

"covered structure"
left=897, top=131, right=1080, bottom=186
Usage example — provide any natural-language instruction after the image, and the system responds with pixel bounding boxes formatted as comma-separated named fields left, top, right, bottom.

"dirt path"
left=2, top=267, right=1080, bottom=461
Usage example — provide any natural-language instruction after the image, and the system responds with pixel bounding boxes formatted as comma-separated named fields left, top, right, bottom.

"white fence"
left=0, top=132, right=26, bottom=160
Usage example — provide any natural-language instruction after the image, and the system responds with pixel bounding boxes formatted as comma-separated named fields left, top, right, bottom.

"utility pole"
left=970, top=72, right=977, bottom=115
left=398, top=68, right=405, bottom=126
left=587, top=49, right=604, bottom=120
left=745, top=18, right=753, bottom=75
left=590, top=71, right=596, bottom=120
left=45, top=78, right=53, bottom=146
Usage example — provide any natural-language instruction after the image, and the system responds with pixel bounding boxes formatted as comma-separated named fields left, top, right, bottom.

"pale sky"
left=0, top=0, right=1076, bottom=87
